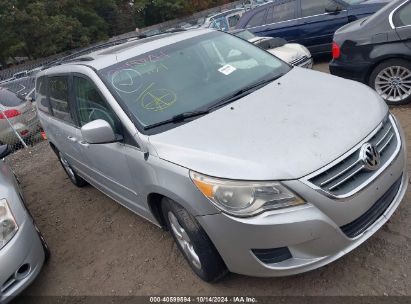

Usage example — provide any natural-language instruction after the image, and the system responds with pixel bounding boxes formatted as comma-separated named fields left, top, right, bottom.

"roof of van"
left=39, top=29, right=215, bottom=73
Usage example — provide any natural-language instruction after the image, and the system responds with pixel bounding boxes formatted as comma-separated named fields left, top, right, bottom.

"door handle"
left=78, top=141, right=90, bottom=148
left=67, top=136, right=77, bottom=142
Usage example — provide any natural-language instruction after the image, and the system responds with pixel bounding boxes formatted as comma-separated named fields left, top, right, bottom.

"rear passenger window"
left=394, top=2, right=411, bottom=27
left=301, top=0, right=330, bottom=17
left=266, top=1, right=297, bottom=24
left=36, top=76, right=50, bottom=114
left=49, top=76, right=73, bottom=123
left=246, top=9, right=267, bottom=28
left=73, top=76, right=120, bottom=133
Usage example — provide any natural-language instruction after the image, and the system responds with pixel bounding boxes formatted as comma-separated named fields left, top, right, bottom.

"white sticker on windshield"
left=218, top=64, right=237, bottom=76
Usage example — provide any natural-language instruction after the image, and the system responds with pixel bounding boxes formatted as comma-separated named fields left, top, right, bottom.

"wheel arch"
left=147, top=193, right=168, bottom=229
left=366, top=54, right=411, bottom=84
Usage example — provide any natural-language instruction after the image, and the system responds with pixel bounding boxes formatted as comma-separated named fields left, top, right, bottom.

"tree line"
left=0, top=0, right=234, bottom=67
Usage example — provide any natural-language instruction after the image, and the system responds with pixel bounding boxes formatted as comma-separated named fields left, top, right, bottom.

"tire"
left=369, top=59, right=411, bottom=105
left=161, top=198, right=228, bottom=282
left=58, top=151, right=88, bottom=187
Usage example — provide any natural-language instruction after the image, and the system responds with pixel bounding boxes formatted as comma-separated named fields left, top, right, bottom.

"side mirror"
left=325, top=2, right=343, bottom=14
left=0, top=145, right=11, bottom=158
left=81, top=119, right=117, bottom=144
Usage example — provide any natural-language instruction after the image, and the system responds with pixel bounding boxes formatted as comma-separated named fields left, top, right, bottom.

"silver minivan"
left=36, top=29, right=408, bottom=282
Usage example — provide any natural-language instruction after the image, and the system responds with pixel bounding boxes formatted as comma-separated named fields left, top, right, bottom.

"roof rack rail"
left=42, top=35, right=141, bottom=69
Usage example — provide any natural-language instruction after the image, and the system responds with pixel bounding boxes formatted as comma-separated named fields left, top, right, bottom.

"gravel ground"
left=6, top=62, right=411, bottom=297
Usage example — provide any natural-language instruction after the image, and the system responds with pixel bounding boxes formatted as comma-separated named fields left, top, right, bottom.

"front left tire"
left=161, top=198, right=228, bottom=282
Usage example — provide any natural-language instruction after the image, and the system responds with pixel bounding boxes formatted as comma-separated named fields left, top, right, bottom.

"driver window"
left=73, top=76, right=120, bottom=133
left=301, top=0, right=332, bottom=17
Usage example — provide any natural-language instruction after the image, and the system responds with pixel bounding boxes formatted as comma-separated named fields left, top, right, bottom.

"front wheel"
left=161, top=198, right=228, bottom=282
left=369, top=59, right=411, bottom=105
left=58, top=152, right=88, bottom=187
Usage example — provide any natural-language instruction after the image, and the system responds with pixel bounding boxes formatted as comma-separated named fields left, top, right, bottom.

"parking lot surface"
left=8, top=62, right=411, bottom=297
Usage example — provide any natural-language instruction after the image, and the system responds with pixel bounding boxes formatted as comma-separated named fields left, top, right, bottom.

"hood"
left=149, top=68, right=388, bottom=181
left=268, top=44, right=307, bottom=64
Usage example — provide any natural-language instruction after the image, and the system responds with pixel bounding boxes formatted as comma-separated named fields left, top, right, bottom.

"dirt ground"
left=6, top=62, right=411, bottom=297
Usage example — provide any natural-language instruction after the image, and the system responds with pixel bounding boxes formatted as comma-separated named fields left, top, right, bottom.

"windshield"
left=99, top=31, right=290, bottom=130
left=234, top=30, right=256, bottom=41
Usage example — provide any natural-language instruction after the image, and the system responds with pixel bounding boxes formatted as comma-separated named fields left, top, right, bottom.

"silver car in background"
left=0, top=88, right=41, bottom=146
left=0, top=145, right=48, bottom=303
left=37, top=29, right=408, bottom=282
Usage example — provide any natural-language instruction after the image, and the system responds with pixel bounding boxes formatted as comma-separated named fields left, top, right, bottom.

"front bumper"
left=292, top=57, right=313, bottom=69
left=0, top=217, right=45, bottom=303
left=197, top=131, right=407, bottom=277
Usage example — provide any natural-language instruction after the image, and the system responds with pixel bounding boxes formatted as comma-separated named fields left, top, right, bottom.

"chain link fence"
left=0, top=75, right=44, bottom=151
left=0, top=0, right=245, bottom=153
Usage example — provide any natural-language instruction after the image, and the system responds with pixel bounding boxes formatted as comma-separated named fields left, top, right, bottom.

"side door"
left=71, top=74, right=149, bottom=216
left=393, top=1, right=411, bottom=51
left=298, top=0, right=348, bottom=53
left=248, top=1, right=301, bottom=43
left=46, top=75, right=89, bottom=174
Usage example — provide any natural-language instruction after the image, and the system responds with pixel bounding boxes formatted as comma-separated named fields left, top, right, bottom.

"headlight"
left=0, top=199, right=18, bottom=250
left=190, top=171, right=306, bottom=217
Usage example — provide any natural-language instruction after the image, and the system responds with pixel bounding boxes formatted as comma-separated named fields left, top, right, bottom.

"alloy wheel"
left=375, top=66, right=411, bottom=103
left=59, top=152, right=76, bottom=182
left=168, top=211, right=202, bottom=270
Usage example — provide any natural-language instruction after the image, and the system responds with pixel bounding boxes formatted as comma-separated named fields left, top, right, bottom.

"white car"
left=232, top=29, right=313, bottom=69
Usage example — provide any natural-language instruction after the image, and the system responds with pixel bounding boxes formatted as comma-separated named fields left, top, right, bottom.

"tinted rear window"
left=394, top=2, right=411, bottom=27
left=49, top=76, right=73, bottom=123
left=267, top=0, right=296, bottom=23
left=0, top=88, right=24, bottom=107
left=36, top=76, right=50, bottom=114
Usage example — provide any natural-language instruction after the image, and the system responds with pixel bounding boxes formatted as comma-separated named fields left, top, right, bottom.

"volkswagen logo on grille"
left=360, top=143, right=381, bottom=171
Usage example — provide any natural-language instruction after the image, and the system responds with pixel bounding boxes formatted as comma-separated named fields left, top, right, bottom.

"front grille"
left=307, top=116, right=399, bottom=198
left=340, top=176, right=402, bottom=238
left=252, top=247, right=292, bottom=264
left=290, top=56, right=311, bottom=67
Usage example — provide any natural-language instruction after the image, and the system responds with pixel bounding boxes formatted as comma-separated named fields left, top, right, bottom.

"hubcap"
left=59, top=152, right=76, bottom=181
left=375, top=66, right=411, bottom=103
left=168, top=212, right=202, bottom=270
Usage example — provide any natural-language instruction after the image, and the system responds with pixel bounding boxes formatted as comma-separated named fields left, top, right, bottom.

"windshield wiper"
left=208, top=73, right=284, bottom=111
left=143, top=110, right=210, bottom=130
left=143, top=73, right=284, bottom=131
